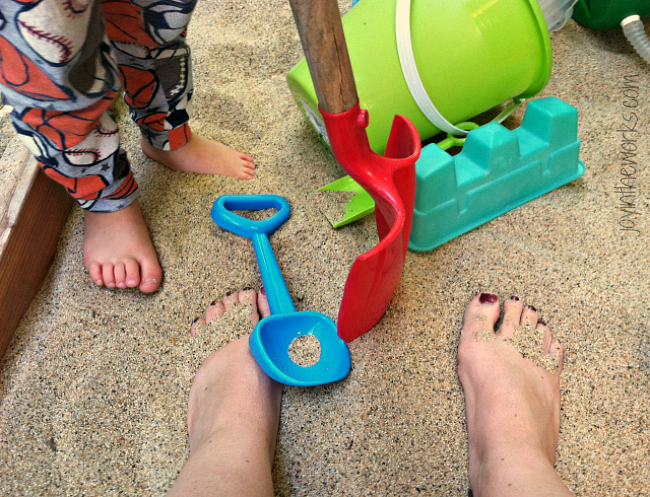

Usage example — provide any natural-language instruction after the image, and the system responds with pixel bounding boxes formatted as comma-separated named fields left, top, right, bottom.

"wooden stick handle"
left=289, top=0, right=358, bottom=114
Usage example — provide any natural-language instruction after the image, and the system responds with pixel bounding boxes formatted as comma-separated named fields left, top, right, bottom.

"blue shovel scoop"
left=211, top=195, right=351, bottom=387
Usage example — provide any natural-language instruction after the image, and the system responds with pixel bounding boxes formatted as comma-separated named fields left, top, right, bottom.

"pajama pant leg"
left=0, top=0, right=139, bottom=213
left=101, top=0, right=197, bottom=151
left=0, top=0, right=197, bottom=213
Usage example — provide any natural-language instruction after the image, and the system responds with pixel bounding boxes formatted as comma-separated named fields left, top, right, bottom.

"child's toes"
left=114, top=262, right=127, bottom=288
left=139, top=259, right=162, bottom=293
left=125, top=259, right=140, bottom=288
left=103, top=263, right=116, bottom=288
left=89, top=262, right=104, bottom=286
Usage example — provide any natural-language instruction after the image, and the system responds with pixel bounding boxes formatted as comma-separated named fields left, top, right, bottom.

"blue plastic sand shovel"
left=211, top=195, right=351, bottom=387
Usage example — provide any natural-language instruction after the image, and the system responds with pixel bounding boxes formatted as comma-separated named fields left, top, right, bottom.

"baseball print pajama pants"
left=0, top=0, right=197, bottom=213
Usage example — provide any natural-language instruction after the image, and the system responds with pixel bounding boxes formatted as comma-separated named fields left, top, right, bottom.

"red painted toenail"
left=509, top=295, right=519, bottom=301
left=209, top=300, right=217, bottom=306
left=226, top=291, right=233, bottom=297
left=527, top=305, right=537, bottom=312
left=538, top=320, right=546, bottom=326
left=260, top=286, right=266, bottom=296
left=479, top=293, right=498, bottom=304
left=192, top=318, right=199, bottom=324
left=243, top=287, right=252, bottom=291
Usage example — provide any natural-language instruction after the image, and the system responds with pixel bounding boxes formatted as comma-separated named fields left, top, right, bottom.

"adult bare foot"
left=167, top=289, right=280, bottom=497
left=141, top=135, right=255, bottom=180
left=457, top=293, right=572, bottom=497
left=84, top=200, right=162, bottom=293
left=190, top=287, right=271, bottom=336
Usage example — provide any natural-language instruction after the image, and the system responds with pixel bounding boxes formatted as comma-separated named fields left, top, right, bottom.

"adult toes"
left=548, top=338, right=564, bottom=375
left=257, top=287, right=271, bottom=319
left=102, top=263, right=116, bottom=288
left=537, top=320, right=553, bottom=355
left=138, top=259, right=162, bottom=293
left=190, top=317, right=205, bottom=337
left=461, top=292, right=500, bottom=341
left=222, top=291, right=238, bottom=312
left=520, top=304, right=539, bottom=328
left=237, top=288, right=260, bottom=327
left=204, top=299, right=226, bottom=326
left=497, top=295, right=524, bottom=338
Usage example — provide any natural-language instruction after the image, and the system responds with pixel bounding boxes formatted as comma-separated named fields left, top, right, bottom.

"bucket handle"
left=395, top=0, right=523, bottom=135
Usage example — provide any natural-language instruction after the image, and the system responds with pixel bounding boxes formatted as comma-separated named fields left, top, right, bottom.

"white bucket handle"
left=395, top=0, right=522, bottom=135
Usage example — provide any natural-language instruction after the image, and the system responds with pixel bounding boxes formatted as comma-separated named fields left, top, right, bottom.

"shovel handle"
left=289, top=0, right=358, bottom=114
left=211, top=195, right=296, bottom=315
left=251, top=233, right=297, bottom=316
left=211, top=195, right=290, bottom=238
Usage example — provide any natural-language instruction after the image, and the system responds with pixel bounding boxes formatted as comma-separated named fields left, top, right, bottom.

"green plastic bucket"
left=287, top=0, right=553, bottom=154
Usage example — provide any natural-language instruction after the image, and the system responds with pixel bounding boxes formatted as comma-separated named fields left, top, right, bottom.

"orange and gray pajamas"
left=0, top=0, right=196, bottom=212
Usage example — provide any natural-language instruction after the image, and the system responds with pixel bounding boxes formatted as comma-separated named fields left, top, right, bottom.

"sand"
left=313, top=190, right=358, bottom=226
left=1, top=2, right=649, bottom=496
left=475, top=327, right=561, bottom=373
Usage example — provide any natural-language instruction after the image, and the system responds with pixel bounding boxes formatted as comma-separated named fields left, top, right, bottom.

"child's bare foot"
left=457, top=293, right=572, bottom=497
left=83, top=200, right=162, bottom=293
left=141, top=135, right=255, bottom=180
left=167, top=289, right=280, bottom=497
left=190, top=287, right=271, bottom=336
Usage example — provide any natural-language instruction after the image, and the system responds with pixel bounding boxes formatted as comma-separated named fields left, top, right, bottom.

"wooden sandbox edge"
left=0, top=136, right=72, bottom=360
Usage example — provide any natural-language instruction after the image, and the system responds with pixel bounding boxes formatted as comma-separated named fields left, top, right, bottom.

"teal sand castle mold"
left=409, top=97, right=586, bottom=251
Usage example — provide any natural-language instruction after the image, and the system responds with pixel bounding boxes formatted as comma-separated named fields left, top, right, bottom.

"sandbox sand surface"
left=1, top=2, right=648, bottom=495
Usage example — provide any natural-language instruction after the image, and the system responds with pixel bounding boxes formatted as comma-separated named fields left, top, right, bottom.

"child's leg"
left=0, top=1, right=161, bottom=292
left=102, top=0, right=256, bottom=180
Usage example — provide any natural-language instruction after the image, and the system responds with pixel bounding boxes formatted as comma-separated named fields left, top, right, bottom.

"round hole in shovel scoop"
left=249, top=311, right=351, bottom=387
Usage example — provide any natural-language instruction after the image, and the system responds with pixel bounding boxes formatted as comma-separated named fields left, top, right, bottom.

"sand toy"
left=318, top=175, right=375, bottom=228
left=318, top=122, right=478, bottom=228
left=316, top=97, right=585, bottom=250
left=410, top=97, right=586, bottom=251
left=290, top=0, right=580, bottom=229
left=287, top=0, right=552, bottom=154
left=290, top=0, right=421, bottom=343
left=211, top=195, right=351, bottom=387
